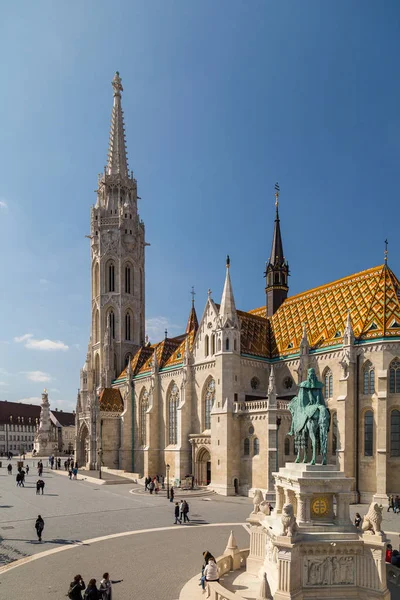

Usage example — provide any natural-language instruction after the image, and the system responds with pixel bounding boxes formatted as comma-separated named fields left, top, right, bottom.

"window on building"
left=205, top=335, right=209, bottom=357
left=284, top=437, right=290, bottom=456
left=324, top=368, right=333, bottom=399
left=364, top=410, right=373, bottom=456
left=125, top=265, right=131, bottom=294
left=93, top=262, right=99, bottom=297
left=204, top=378, right=215, bottom=430
left=168, top=384, right=179, bottom=445
left=391, top=409, right=400, bottom=457
left=107, top=262, right=115, bottom=292
left=253, top=438, right=260, bottom=455
left=140, top=390, right=148, bottom=446
left=363, top=361, right=375, bottom=394
left=108, top=310, right=115, bottom=339
left=225, top=338, right=230, bottom=351
left=125, top=312, right=131, bottom=341
left=389, top=359, right=400, bottom=394
left=332, top=412, right=337, bottom=455
left=211, top=334, right=216, bottom=355
left=244, top=438, right=250, bottom=456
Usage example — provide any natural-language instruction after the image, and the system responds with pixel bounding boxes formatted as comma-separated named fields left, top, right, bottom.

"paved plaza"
left=1, top=459, right=400, bottom=598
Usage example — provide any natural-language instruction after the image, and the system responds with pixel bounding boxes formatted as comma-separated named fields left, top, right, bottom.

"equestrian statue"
left=288, top=368, right=331, bottom=465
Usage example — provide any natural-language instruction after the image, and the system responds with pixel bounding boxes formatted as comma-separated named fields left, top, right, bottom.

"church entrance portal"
left=196, top=447, right=211, bottom=486
left=78, top=424, right=89, bottom=468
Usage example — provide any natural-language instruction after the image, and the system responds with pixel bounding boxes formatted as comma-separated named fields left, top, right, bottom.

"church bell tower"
left=89, top=72, right=145, bottom=389
left=265, top=183, right=289, bottom=316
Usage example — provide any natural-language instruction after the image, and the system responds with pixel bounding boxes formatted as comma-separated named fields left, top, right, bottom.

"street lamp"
left=166, top=464, right=170, bottom=499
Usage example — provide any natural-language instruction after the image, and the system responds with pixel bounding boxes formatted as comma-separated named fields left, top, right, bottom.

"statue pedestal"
left=249, top=463, right=390, bottom=600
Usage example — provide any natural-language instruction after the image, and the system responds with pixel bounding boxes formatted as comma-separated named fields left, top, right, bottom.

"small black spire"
left=265, top=183, right=289, bottom=316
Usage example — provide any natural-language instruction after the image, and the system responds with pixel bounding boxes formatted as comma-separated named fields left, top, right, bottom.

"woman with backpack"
left=68, top=575, right=86, bottom=599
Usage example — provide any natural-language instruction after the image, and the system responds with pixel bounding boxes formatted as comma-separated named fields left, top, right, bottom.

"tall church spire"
left=107, top=72, right=129, bottom=178
left=265, top=183, right=289, bottom=316
left=219, top=255, right=239, bottom=328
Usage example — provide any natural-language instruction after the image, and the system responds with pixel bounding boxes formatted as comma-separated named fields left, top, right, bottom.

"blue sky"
left=1, top=1, right=399, bottom=411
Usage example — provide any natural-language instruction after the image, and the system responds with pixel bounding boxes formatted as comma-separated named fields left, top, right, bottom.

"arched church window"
left=389, top=359, right=400, bottom=394
left=125, top=312, right=132, bottom=341
left=125, top=265, right=132, bottom=294
left=391, top=409, right=400, bottom=457
left=205, top=335, right=209, bottom=357
left=332, top=412, right=337, bottom=455
left=211, top=334, right=216, bottom=355
left=93, top=309, right=99, bottom=344
left=93, top=262, right=99, bottom=297
left=107, top=262, right=115, bottom=292
left=94, top=354, right=100, bottom=388
left=204, top=378, right=215, bottom=430
left=218, top=338, right=221, bottom=352
left=364, top=410, right=373, bottom=456
left=168, top=384, right=179, bottom=445
left=253, top=438, right=260, bottom=455
left=225, top=338, right=230, bottom=351
left=108, top=311, right=115, bottom=339
left=363, top=361, right=375, bottom=394
left=139, top=268, right=143, bottom=301
left=284, top=437, right=290, bottom=456
left=244, top=438, right=250, bottom=456
left=323, top=368, right=333, bottom=399
left=234, top=338, right=237, bottom=351
left=140, top=390, right=149, bottom=446
left=274, top=273, right=280, bottom=284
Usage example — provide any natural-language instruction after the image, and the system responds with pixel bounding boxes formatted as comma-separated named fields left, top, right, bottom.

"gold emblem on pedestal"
left=311, top=497, right=329, bottom=517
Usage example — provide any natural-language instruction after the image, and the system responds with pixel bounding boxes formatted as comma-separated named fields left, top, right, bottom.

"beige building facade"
left=76, top=73, right=400, bottom=502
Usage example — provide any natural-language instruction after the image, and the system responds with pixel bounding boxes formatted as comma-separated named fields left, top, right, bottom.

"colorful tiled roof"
left=237, top=310, right=269, bottom=357
left=268, top=264, right=400, bottom=356
left=99, top=388, right=123, bottom=412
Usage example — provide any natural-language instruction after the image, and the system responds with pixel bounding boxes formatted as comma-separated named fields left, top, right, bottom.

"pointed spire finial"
left=208, top=288, right=212, bottom=299
left=112, top=71, right=123, bottom=96
left=226, top=254, right=230, bottom=268
left=164, top=329, right=168, bottom=339
left=275, top=182, right=280, bottom=211
left=384, top=239, right=388, bottom=264
left=107, top=72, right=129, bottom=178
left=191, top=286, right=196, bottom=307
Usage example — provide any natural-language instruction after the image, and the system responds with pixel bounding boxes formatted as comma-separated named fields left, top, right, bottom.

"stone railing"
left=234, top=400, right=268, bottom=413
left=205, top=549, right=249, bottom=600
left=277, top=399, right=289, bottom=410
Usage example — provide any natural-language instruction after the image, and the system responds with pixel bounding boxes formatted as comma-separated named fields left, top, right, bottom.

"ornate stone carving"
left=281, top=503, right=298, bottom=537
left=362, top=502, right=383, bottom=534
left=304, top=556, right=354, bottom=586
left=253, top=489, right=264, bottom=513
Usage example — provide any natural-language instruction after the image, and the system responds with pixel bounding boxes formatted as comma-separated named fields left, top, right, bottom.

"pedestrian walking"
left=64, top=460, right=68, bottom=471
left=179, top=500, right=185, bottom=522
left=57, top=458, right=61, bottom=469
left=67, top=574, right=86, bottom=599
left=170, top=486, right=174, bottom=502
left=7, top=463, right=12, bottom=475
left=174, top=502, right=181, bottom=524
left=26, top=464, right=29, bottom=475
left=36, top=479, right=45, bottom=495
left=148, top=480, right=154, bottom=494
left=73, top=467, right=78, bottom=479
left=182, top=500, right=190, bottom=522
left=395, top=495, right=400, bottom=514
left=35, top=514, right=44, bottom=542
left=99, top=572, right=123, bottom=599
left=84, top=578, right=101, bottom=599
left=69, top=468, right=73, bottom=479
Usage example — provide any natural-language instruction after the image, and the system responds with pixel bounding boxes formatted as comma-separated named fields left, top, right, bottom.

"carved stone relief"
left=303, top=556, right=354, bottom=586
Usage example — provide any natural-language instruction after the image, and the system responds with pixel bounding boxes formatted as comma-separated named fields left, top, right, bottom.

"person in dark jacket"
left=84, top=579, right=100, bottom=599
left=36, top=479, right=45, bottom=495
left=35, top=515, right=44, bottom=542
left=170, top=486, right=174, bottom=502
left=68, top=574, right=86, bottom=599
left=99, top=572, right=123, bottom=600
left=174, top=502, right=181, bottom=524
left=182, top=500, right=190, bottom=522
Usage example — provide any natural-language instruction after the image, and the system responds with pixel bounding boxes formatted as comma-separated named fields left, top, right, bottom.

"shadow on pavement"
left=4, top=538, right=86, bottom=546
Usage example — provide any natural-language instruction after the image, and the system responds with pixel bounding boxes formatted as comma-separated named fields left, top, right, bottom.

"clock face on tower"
left=311, top=497, right=329, bottom=517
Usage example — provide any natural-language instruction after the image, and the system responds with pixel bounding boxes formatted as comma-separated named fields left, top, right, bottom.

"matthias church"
left=76, top=73, right=400, bottom=501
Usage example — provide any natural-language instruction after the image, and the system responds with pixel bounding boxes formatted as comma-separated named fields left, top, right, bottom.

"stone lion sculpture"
left=361, top=502, right=383, bottom=535
left=281, top=503, right=299, bottom=537
left=253, top=489, right=264, bottom=513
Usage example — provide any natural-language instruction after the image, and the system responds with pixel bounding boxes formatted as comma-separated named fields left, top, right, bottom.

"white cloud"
left=39, top=278, right=49, bottom=285
left=24, top=370, right=52, bottom=383
left=14, top=333, right=69, bottom=351
left=145, top=316, right=182, bottom=343
left=0, top=199, right=8, bottom=209
left=0, top=381, right=9, bottom=386
left=18, top=396, right=42, bottom=406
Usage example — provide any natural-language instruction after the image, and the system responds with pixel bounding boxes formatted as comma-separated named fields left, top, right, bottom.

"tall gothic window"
left=168, top=384, right=179, bottom=445
left=125, top=312, right=131, bottom=341
left=389, top=359, right=400, bottom=394
left=94, top=354, right=100, bottom=387
left=284, top=437, right=290, bottom=456
left=140, top=390, right=149, bottom=446
left=204, top=378, right=215, bottom=430
left=108, top=310, right=115, bottom=339
left=244, top=438, right=250, bottom=456
left=93, top=309, right=99, bottom=344
left=211, top=334, right=216, bottom=355
left=205, top=335, right=209, bottom=357
left=391, top=409, right=400, bottom=457
left=225, top=338, right=230, bottom=351
left=363, top=361, right=375, bottom=394
left=324, top=368, right=333, bottom=399
left=125, top=265, right=132, bottom=294
left=253, top=438, right=260, bottom=455
left=364, top=410, right=373, bottom=456
left=107, top=262, right=115, bottom=292
left=93, top=262, right=99, bottom=297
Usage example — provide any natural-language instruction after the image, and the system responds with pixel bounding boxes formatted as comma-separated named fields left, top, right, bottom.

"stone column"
left=337, top=492, right=352, bottom=525
left=276, top=486, right=284, bottom=514
left=374, top=369, right=388, bottom=505
left=296, top=492, right=307, bottom=523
